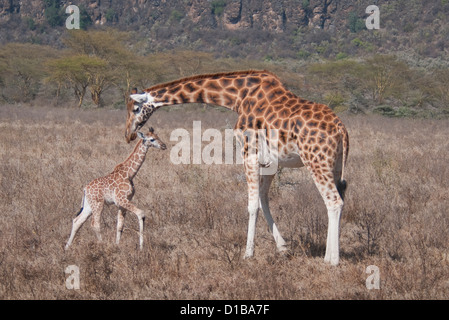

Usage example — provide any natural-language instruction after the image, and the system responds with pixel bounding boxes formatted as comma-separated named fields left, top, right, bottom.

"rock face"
left=0, top=0, right=375, bottom=33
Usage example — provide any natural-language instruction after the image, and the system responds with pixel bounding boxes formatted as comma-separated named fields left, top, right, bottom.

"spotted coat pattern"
left=65, top=129, right=166, bottom=250
left=125, top=70, right=349, bottom=265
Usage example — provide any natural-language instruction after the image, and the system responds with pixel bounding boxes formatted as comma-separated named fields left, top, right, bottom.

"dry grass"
left=0, top=104, right=448, bottom=300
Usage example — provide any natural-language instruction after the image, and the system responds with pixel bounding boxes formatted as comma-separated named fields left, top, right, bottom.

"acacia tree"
left=47, top=54, right=107, bottom=107
left=0, top=43, right=56, bottom=102
left=61, top=30, right=131, bottom=107
left=361, top=55, right=410, bottom=104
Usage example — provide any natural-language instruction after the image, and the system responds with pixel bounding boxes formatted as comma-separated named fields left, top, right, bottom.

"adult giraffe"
left=125, top=70, right=349, bottom=265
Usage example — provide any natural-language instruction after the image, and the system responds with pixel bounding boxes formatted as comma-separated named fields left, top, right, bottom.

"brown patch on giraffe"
left=272, top=119, right=282, bottom=129
left=318, top=132, right=327, bottom=145
left=195, top=90, right=205, bottom=103
left=302, top=104, right=312, bottom=110
left=226, top=86, right=238, bottom=95
left=279, top=108, right=291, bottom=118
left=223, top=93, right=234, bottom=106
left=247, top=114, right=255, bottom=129
left=249, top=86, right=260, bottom=97
left=263, top=105, right=274, bottom=117
left=206, top=81, right=221, bottom=91
left=156, top=88, right=167, bottom=97
left=255, top=117, right=264, bottom=129
left=279, top=130, right=288, bottom=144
left=313, top=112, right=324, bottom=121
left=324, top=114, right=333, bottom=122
left=319, top=121, right=328, bottom=132
left=307, top=120, right=319, bottom=128
left=246, top=76, right=262, bottom=86
left=168, top=85, right=181, bottom=95
left=254, top=100, right=267, bottom=115
left=302, top=110, right=312, bottom=120
left=176, top=92, right=188, bottom=104
left=239, top=88, right=249, bottom=100
left=235, top=78, right=245, bottom=88
left=220, top=78, right=231, bottom=87
left=266, top=112, right=277, bottom=123
left=207, top=91, right=221, bottom=105
left=184, top=83, right=197, bottom=93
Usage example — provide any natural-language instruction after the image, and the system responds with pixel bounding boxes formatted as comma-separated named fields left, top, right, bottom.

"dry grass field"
left=0, top=104, right=448, bottom=300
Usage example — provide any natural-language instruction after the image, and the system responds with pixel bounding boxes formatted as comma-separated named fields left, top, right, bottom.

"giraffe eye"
left=133, top=105, right=141, bottom=114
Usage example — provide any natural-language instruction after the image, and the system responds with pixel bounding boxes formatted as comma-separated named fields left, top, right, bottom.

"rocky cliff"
left=1, top=0, right=448, bottom=62
left=0, top=0, right=374, bottom=33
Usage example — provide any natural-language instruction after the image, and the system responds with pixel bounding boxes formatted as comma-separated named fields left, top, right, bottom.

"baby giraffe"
left=65, top=127, right=166, bottom=250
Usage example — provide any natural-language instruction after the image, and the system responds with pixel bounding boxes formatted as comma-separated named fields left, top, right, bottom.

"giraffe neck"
left=115, top=140, right=149, bottom=180
left=144, top=70, right=282, bottom=114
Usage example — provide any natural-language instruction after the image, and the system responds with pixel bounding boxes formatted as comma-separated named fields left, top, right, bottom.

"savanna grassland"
left=0, top=103, right=448, bottom=300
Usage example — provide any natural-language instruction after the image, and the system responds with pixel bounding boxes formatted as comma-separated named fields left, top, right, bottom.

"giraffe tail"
left=337, top=126, right=349, bottom=201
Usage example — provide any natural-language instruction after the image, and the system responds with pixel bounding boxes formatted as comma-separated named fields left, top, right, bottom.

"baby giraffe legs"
left=65, top=197, right=145, bottom=250
left=115, top=199, right=146, bottom=250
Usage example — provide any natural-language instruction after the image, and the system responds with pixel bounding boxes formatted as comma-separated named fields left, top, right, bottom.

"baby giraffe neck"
left=116, top=140, right=149, bottom=180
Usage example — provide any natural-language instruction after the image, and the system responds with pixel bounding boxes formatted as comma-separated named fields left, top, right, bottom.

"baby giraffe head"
left=136, top=127, right=167, bottom=150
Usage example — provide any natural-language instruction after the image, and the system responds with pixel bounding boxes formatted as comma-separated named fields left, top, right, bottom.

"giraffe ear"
left=137, top=131, right=145, bottom=139
left=130, top=93, right=148, bottom=104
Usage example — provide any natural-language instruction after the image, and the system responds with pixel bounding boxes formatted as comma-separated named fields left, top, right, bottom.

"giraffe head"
left=125, top=92, right=157, bottom=143
left=136, top=127, right=167, bottom=150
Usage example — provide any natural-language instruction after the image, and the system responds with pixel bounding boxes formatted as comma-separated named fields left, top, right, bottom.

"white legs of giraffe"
left=243, top=155, right=287, bottom=259
left=65, top=193, right=93, bottom=250
left=65, top=193, right=146, bottom=250
left=115, top=198, right=146, bottom=250
left=308, top=164, right=345, bottom=266
left=116, top=209, right=126, bottom=245
left=324, top=202, right=343, bottom=265
left=241, top=150, right=345, bottom=265
left=259, top=174, right=288, bottom=253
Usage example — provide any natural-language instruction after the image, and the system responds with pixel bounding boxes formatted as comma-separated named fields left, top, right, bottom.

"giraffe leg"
left=65, top=197, right=92, bottom=250
left=243, top=154, right=260, bottom=259
left=324, top=200, right=343, bottom=265
left=259, top=174, right=288, bottom=253
left=91, top=201, right=104, bottom=242
left=116, top=199, right=145, bottom=250
left=309, top=169, right=344, bottom=266
left=116, top=208, right=127, bottom=245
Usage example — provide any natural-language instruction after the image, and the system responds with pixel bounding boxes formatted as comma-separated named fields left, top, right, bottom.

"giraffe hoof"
left=324, top=256, right=339, bottom=266
left=243, top=252, right=254, bottom=259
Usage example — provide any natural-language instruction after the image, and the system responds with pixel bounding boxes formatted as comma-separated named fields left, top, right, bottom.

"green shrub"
left=348, top=11, right=365, bottom=33
left=336, top=52, right=348, bottom=60
left=44, top=1, right=63, bottom=27
left=25, top=17, right=37, bottom=30
left=105, top=8, right=117, bottom=23
left=297, top=49, right=311, bottom=60
left=170, top=10, right=184, bottom=23
left=373, top=105, right=396, bottom=117
left=79, top=6, right=93, bottom=30
left=211, top=0, right=226, bottom=16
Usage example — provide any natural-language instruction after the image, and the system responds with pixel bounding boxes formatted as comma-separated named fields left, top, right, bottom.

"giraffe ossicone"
left=65, top=128, right=166, bottom=251
left=125, top=70, right=349, bottom=265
